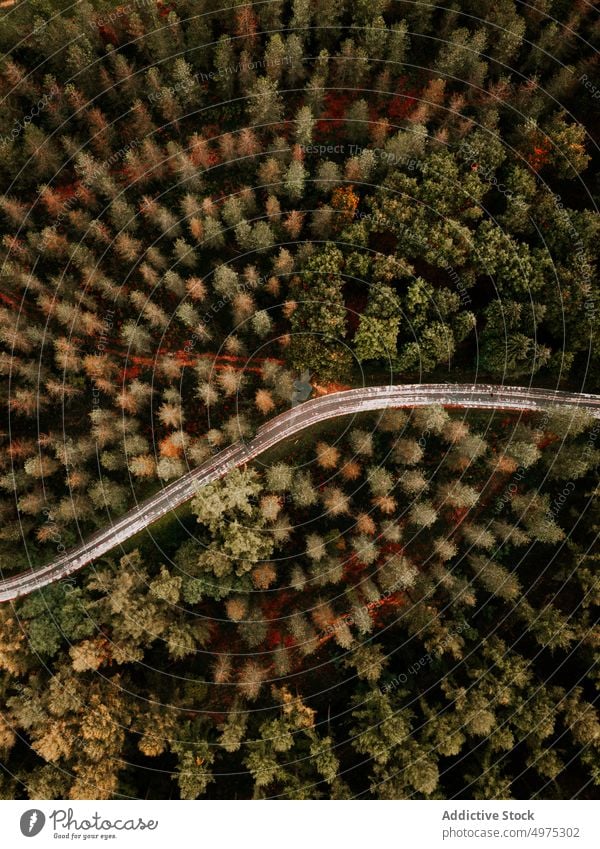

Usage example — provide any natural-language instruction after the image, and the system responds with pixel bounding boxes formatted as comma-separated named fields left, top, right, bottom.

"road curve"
left=2, top=383, right=600, bottom=603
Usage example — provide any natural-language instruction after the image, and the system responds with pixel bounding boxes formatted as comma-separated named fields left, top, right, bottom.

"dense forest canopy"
left=0, top=0, right=598, bottom=800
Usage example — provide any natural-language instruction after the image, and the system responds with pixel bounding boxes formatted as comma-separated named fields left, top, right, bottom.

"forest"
left=0, top=0, right=598, bottom=800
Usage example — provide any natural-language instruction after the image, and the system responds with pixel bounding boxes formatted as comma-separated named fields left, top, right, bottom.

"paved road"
left=2, top=383, right=600, bottom=602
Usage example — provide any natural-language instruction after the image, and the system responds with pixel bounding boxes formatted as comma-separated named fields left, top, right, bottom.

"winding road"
left=2, top=383, right=600, bottom=603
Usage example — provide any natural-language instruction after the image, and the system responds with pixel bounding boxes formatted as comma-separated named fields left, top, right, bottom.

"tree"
left=316, top=441, right=340, bottom=470
left=288, top=245, right=351, bottom=380
left=480, top=300, right=551, bottom=378
left=434, top=26, right=488, bottom=87
left=322, top=486, right=351, bottom=516
left=468, top=555, right=521, bottom=601
left=284, top=159, right=306, bottom=200
left=192, top=468, right=274, bottom=575
left=345, top=99, right=370, bottom=144
left=393, top=438, right=423, bottom=466
left=247, top=77, right=283, bottom=126
left=316, top=160, right=341, bottom=193
left=255, top=388, right=275, bottom=415
left=251, top=310, right=273, bottom=338
left=348, top=429, right=373, bottom=457
left=265, top=34, right=287, bottom=81
left=437, top=481, right=479, bottom=509
left=291, top=0, right=311, bottom=32
left=295, top=105, right=316, bottom=146
left=218, top=366, right=244, bottom=397
left=355, top=316, right=400, bottom=362
left=292, top=471, right=318, bottom=507
left=511, top=492, right=564, bottom=545
left=266, top=463, right=293, bottom=491
left=366, top=466, right=394, bottom=497
left=172, top=733, right=215, bottom=799
left=120, top=320, right=152, bottom=354
left=396, top=321, right=456, bottom=373
left=409, top=500, right=438, bottom=528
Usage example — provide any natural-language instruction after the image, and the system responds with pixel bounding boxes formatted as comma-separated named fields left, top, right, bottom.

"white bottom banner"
left=0, top=800, right=597, bottom=848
